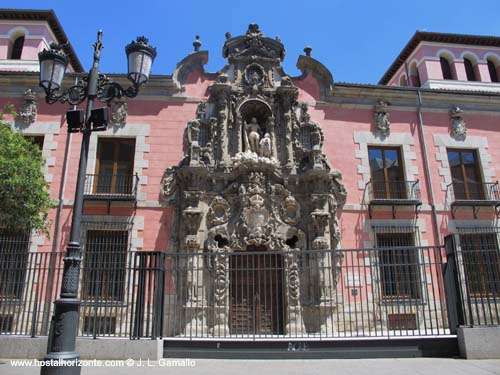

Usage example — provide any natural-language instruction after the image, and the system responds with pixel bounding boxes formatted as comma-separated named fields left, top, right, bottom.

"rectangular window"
left=0, top=229, right=30, bottom=299
left=459, top=233, right=500, bottom=297
left=24, top=135, right=44, bottom=151
left=447, top=149, right=483, bottom=200
left=368, top=146, right=406, bottom=199
left=376, top=232, right=421, bottom=301
left=95, top=138, right=135, bottom=195
left=82, top=230, right=128, bottom=302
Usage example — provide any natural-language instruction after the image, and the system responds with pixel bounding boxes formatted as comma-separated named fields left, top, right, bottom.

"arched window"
left=399, top=75, right=408, bottom=87
left=440, top=57, right=453, bottom=80
left=10, top=36, right=24, bottom=59
left=410, top=63, right=421, bottom=87
left=464, top=58, right=476, bottom=81
left=487, top=59, right=499, bottom=83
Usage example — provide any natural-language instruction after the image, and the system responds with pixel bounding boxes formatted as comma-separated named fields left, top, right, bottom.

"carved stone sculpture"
left=450, top=106, right=467, bottom=137
left=374, top=100, right=391, bottom=136
left=162, top=23, right=347, bottom=337
left=245, top=117, right=261, bottom=153
left=259, top=133, right=272, bottom=157
left=18, top=89, right=38, bottom=125
left=110, top=98, right=127, bottom=126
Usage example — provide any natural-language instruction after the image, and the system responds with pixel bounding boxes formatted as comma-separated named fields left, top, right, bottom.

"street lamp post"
left=38, top=30, right=156, bottom=375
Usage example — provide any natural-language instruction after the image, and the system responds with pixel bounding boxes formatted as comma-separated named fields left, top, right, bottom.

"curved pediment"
left=223, top=24, right=285, bottom=62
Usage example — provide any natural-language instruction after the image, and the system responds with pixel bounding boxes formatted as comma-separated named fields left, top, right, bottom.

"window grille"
left=81, top=229, right=129, bottom=302
left=0, top=315, right=14, bottom=333
left=374, top=227, right=421, bottom=300
left=457, top=230, right=500, bottom=297
left=0, top=229, right=30, bottom=299
left=82, top=316, right=117, bottom=335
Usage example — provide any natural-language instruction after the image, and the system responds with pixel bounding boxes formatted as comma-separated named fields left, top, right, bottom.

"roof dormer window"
left=10, top=35, right=25, bottom=60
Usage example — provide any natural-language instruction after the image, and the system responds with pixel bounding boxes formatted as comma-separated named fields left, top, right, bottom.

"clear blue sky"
left=5, top=0, right=500, bottom=84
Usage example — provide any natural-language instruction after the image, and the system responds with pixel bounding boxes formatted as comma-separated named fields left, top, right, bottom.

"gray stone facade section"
left=13, top=121, right=60, bottom=183
left=458, top=326, right=500, bottom=359
left=0, top=337, right=163, bottom=360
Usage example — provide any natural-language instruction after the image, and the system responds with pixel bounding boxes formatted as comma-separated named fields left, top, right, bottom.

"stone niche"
left=162, top=24, right=347, bottom=336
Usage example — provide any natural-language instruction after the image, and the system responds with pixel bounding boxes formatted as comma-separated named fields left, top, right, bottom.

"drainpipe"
left=416, top=88, right=441, bottom=245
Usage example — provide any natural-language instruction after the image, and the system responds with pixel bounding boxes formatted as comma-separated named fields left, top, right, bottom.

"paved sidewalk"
left=1, top=358, right=500, bottom=375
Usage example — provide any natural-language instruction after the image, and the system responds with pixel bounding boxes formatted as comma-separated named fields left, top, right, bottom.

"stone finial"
left=225, top=32, right=232, bottom=40
left=193, top=35, right=201, bottom=52
left=303, top=46, right=312, bottom=57
left=450, top=105, right=466, bottom=137
left=275, top=35, right=281, bottom=43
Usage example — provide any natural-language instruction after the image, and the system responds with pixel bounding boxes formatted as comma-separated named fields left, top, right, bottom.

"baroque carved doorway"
left=229, top=247, right=285, bottom=335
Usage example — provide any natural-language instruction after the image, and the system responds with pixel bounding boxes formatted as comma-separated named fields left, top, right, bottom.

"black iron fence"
left=83, top=174, right=139, bottom=200
left=162, top=247, right=449, bottom=339
left=366, top=179, right=421, bottom=202
left=0, top=249, right=64, bottom=336
left=445, top=234, right=500, bottom=327
left=1, top=242, right=498, bottom=339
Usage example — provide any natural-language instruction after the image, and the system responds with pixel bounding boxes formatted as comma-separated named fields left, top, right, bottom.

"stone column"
left=182, top=206, right=209, bottom=336
left=285, top=248, right=306, bottom=335
left=267, top=115, right=278, bottom=161
left=311, top=200, right=336, bottom=335
left=211, top=247, right=230, bottom=336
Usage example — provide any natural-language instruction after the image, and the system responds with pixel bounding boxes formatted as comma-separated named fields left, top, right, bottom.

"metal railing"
left=366, top=179, right=421, bottom=202
left=83, top=174, right=139, bottom=200
left=447, top=233, right=500, bottom=326
left=1, top=246, right=452, bottom=339
left=0, top=250, right=64, bottom=336
left=447, top=181, right=500, bottom=203
left=162, top=246, right=449, bottom=339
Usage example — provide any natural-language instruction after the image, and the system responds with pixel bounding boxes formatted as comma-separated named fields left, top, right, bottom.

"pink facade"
left=1, top=11, right=500, bottom=344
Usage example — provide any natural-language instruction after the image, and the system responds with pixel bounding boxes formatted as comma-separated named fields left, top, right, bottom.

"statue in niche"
left=245, top=117, right=261, bottom=153
left=259, top=133, right=272, bottom=158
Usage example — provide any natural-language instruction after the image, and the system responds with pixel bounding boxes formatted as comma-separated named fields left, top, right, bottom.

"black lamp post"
left=38, top=30, right=156, bottom=375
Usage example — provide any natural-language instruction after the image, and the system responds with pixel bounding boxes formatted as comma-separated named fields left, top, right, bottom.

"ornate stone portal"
left=162, top=24, right=347, bottom=336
